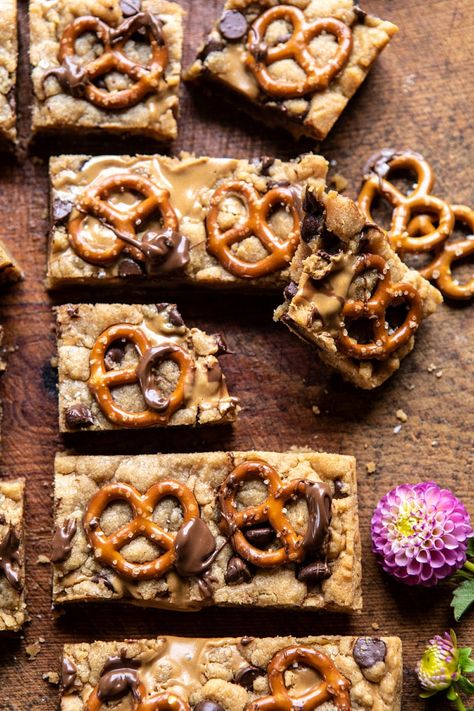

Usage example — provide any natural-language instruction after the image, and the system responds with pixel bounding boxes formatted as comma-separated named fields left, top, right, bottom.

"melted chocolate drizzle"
left=51, top=519, right=77, bottom=563
left=0, top=526, right=21, bottom=590
left=301, top=481, right=332, bottom=559
left=61, top=658, right=77, bottom=694
left=136, top=344, right=182, bottom=411
left=173, top=518, right=218, bottom=577
left=97, top=652, right=142, bottom=702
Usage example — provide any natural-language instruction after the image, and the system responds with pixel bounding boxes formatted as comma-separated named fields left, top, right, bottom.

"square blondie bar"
left=186, top=0, right=398, bottom=141
left=0, top=478, right=26, bottom=632
left=56, top=303, right=239, bottom=431
left=52, top=450, right=361, bottom=613
left=30, top=0, right=184, bottom=140
left=47, top=152, right=327, bottom=289
left=0, top=0, right=17, bottom=143
left=60, top=634, right=402, bottom=709
left=275, top=188, right=443, bottom=388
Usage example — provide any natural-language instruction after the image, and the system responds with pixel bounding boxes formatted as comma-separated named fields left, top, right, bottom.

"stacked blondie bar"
left=3, top=0, right=451, bottom=708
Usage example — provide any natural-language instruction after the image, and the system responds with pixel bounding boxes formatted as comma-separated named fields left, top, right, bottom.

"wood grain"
left=0, top=1, right=473, bottom=708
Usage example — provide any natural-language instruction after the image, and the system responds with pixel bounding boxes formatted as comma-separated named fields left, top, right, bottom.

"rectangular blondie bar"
left=0, top=478, right=26, bottom=632
left=52, top=450, right=361, bottom=613
left=0, top=239, right=23, bottom=284
left=56, top=303, right=239, bottom=431
left=186, top=0, right=398, bottom=141
left=275, top=187, right=442, bottom=388
left=0, top=0, right=17, bottom=143
left=47, top=152, right=327, bottom=289
left=60, top=634, right=402, bottom=710
left=30, top=0, right=184, bottom=140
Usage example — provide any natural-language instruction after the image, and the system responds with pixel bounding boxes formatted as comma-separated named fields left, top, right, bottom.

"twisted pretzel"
left=358, top=150, right=454, bottom=254
left=69, top=173, right=178, bottom=265
left=54, top=12, right=167, bottom=110
left=245, top=645, right=351, bottom=710
left=338, top=253, right=423, bottom=360
left=219, top=460, right=331, bottom=568
left=246, top=5, right=352, bottom=98
left=83, top=480, right=199, bottom=580
left=88, top=324, right=194, bottom=427
left=206, top=181, right=301, bottom=278
left=86, top=676, right=190, bottom=710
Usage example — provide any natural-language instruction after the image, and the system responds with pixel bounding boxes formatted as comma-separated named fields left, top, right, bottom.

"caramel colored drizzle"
left=246, top=6, right=352, bottom=99
left=245, top=645, right=351, bottom=710
left=44, top=12, right=168, bottom=110
left=358, top=150, right=474, bottom=300
left=88, top=324, right=194, bottom=427
left=69, top=173, right=179, bottom=266
left=218, top=460, right=332, bottom=568
left=338, top=253, right=422, bottom=360
left=83, top=481, right=201, bottom=580
left=206, top=181, right=301, bottom=278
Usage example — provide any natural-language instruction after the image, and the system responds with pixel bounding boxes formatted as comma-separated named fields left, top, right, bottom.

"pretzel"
left=246, top=5, right=352, bottom=98
left=69, top=173, right=178, bottom=265
left=86, top=676, right=190, bottom=711
left=245, top=645, right=351, bottom=710
left=51, top=12, right=168, bottom=110
left=358, top=150, right=454, bottom=254
left=218, top=460, right=331, bottom=567
left=83, top=480, right=199, bottom=580
left=206, top=181, right=301, bottom=278
left=407, top=205, right=474, bottom=300
left=88, top=324, right=194, bottom=427
left=338, top=253, right=423, bottom=360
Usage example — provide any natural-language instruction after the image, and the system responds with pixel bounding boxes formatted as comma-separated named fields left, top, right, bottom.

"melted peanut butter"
left=216, top=44, right=260, bottom=99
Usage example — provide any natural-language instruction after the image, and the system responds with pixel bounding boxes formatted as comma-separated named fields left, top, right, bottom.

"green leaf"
left=459, top=647, right=474, bottom=674
left=420, top=690, right=438, bottom=698
left=451, top=579, right=474, bottom=621
left=446, top=686, right=459, bottom=701
left=467, top=537, right=474, bottom=558
left=457, top=676, right=474, bottom=694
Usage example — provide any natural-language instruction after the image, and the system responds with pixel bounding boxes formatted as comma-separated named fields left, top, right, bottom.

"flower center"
left=396, top=512, right=419, bottom=537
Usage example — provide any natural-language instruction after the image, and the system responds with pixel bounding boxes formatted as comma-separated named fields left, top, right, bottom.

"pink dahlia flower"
left=371, top=482, right=473, bottom=587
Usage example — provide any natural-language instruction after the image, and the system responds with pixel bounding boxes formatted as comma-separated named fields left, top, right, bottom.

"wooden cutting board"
left=0, top=1, right=473, bottom=708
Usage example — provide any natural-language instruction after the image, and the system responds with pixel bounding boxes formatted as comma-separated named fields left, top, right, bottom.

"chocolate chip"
left=301, top=213, right=325, bottom=243
left=297, top=561, right=330, bottom=584
left=234, top=665, right=264, bottom=690
left=224, top=556, right=252, bottom=585
left=219, top=10, right=248, bottom=41
left=353, top=638, right=387, bottom=668
left=52, top=198, right=74, bottom=224
left=168, top=306, right=184, bottom=328
left=303, top=188, right=324, bottom=216
left=66, top=304, right=80, bottom=319
left=194, top=702, right=225, bottom=711
left=61, top=658, right=77, bottom=694
left=104, top=341, right=126, bottom=371
left=284, top=281, right=298, bottom=301
left=267, top=179, right=291, bottom=189
left=259, top=156, right=275, bottom=176
left=243, top=524, right=275, bottom=548
left=118, top=258, right=144, bottom=278
left=353, top=5, right=367, bottom=22
left=91, top=571, right=116, bottom=593
left=212, top=333, right=228, bottom=355
left=333, top=479, right=349, bottom=499
left=240, top=636, right=254, bottom=646
left=120, top=0, right=141, bottom=16
left=156, top=303, right=170, bottom=312
left=64, top=404, right=94, bottom=429
left=198, top=38, right=226, bottom=61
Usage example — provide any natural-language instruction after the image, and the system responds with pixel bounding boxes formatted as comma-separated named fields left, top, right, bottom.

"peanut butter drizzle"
left=216, top=44, right=260, bottom=99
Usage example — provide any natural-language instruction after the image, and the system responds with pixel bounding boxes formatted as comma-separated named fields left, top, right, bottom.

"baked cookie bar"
left=60, top=634, right=402, bottom=710
left=57, top=303, right=238, bottom=431
left=186, top=0, right=398, bottom=141
left=275, top=188, right=442, bottom=389
left=47, top=152, right=327, bottom=289
left=0, top=0, right=17, bottom=143
left=30, top=0, right=184, bottom=140
left=52, top=450, right=361, bottom=613
left=0, top=239, right=23, bottom=285
left=0, top=479, right=26, bottom=632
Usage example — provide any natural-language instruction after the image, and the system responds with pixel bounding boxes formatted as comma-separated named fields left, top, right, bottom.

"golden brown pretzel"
left=88, top=324, right=194, bottom=427
left=246, top=5, right=352, bottom=98
left=69, top=173, right=178, bottom=265
left=338, top=253, right=423, bottom=359
left=55, top=13, right=167, bottom=110
left=83, top=480, right=199, bottom=580
left=206, top=181, right=301, bottom=278
left=86, top=676, right=190, bottom=711
left=358, top=150, right=454, bottom=253
left=218, top=460, right=331, bottom=568
left=245, top=645, right=351, bottom=710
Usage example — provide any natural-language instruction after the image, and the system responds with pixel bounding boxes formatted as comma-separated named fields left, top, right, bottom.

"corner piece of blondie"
left=0, top=0, right=17, bottom=143
left=0, top=478, right=26, bottom=633
left=275, top=188, right=442, bottom=388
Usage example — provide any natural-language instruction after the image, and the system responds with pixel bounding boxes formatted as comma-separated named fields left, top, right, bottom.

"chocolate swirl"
left=51, top=518, right=77, bottom=563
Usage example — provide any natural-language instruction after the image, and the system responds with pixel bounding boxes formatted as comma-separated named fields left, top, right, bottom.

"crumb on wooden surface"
left=396, top=409, right=408, bottom=422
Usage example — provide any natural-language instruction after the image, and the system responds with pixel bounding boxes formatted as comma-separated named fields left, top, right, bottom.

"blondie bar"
left=0, top=0, right=17, bottom=143
left=186, top=0, right=398, bottom=141
left=57, top=303, right=238, bottom=431
left=47, top=152, right=327, bottom=289
left=0, top=238, right=23, bottom=284
left=0, top=478, right=26, bottom=632
left=30, top=0, right=184, bottom=140
left=60, top=634, right=402, bottom=710
left=275, top=187, right=442, bottom=388
left=52, top=450, right=361, bottom=612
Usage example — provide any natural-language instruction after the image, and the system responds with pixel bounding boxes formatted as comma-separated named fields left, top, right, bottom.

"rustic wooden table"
left=0, top=0, right=473, bottom=708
